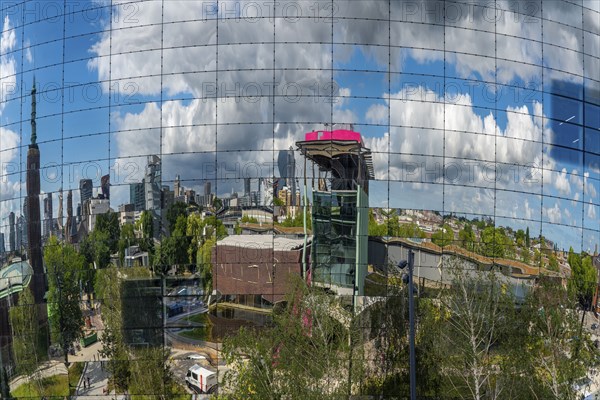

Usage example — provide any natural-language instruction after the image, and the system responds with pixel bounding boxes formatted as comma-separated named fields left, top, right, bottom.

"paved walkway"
left=73, top=361, right=126, bottom=399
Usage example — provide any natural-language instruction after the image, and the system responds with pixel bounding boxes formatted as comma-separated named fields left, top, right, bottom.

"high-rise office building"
left=161, top=186, right=174, bottom=211
left=278, top=147, right=296, bottom=206
left=65, top=190, right=73, bottom=241
left=145, top=155, right=162, bottom=211
left=57, top=188, right=63, bottom=232
left=79, top=179, right=93, bottom=204
left=0, top=232, right=4, bottom=254
left=130, top=182, right=145, bottom=212
left=8, top=212, right=15, bottom=252
left=204, top=181, right=211, bottom=196
left=174, top=175, right=181, bottom=197
left=43, top=193, right=53, bottom=239
left=101, top=174, right=110, bottom=200
left=244, top=178, right=251, bottom=196
left=16, top=215, right=23, bottom=251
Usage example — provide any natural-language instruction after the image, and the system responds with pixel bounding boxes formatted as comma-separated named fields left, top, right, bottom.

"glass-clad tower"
left=298, top=126, right=373, bottom=295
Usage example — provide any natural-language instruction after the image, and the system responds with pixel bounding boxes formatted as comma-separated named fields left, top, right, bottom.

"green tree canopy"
left=458, top=224, right=476, bottom=252
left=9, top=287, right=40, bottom=377
left=479, top=226, right=512, bottom=258
left=568, top=248, right=597, bottom=308
left=95, top=211, right=120, bottom=253
left=44, top=236, right=85, bottom=360
left=166, top=202, right=188, bottom=233
left=431, top=224, right=454, bottom=247
left=220, top=276, right=356, bottom=399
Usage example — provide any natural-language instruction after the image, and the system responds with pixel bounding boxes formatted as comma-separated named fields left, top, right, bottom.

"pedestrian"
left=82, top=379, right=86, bottom=390
left=87, top=376, right=91, bottom=388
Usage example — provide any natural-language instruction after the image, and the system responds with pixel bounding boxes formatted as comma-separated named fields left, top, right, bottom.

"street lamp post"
left=398, top=249, right=416, bottom=400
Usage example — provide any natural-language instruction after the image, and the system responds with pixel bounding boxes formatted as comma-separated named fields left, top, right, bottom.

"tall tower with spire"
left=31, top=76, right=37, bottom=145
left=26, top=78, right=47, bottom=323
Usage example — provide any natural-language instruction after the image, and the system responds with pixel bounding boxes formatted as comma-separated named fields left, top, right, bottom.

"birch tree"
left=436, top=258, right=513, bottom=400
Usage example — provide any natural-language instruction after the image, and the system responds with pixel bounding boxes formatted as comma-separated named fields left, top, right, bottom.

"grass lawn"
left=11, top=363, right=84, bottom=398
left=181, top=312, right=213, bottom=340
left=11, top=374, right=68, bottom=398
left=180, top=326, right=211, bottom=341
left=68, top=363, right=84, bottom=394
left=185, top=312, right=209, bottom=324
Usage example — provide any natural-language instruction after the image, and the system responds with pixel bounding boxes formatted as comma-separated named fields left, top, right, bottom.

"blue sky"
left=0, top=0, right=599, bottom=253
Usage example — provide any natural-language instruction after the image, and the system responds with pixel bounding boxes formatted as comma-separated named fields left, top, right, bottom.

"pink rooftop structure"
left=304, top=126, right=363, bottom=144
left=296, top=124, right=374, bottom=192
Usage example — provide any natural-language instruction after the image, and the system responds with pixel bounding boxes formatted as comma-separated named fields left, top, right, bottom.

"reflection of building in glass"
left=66, top=190, right=74, bottom=243
left=43, top=193, right=52, bottom=239
left=297, top=125, right=374, bottom=295
left=244, top=178, right=251, bottom=196
left=79, top=179, right=93, bottom=204
left=278, top=147, right=296, bottom=206
left=130, top=182, right=145, bottom=212
left=145, top=155, right=162, bottom=211
left=213, top=235, right=311, bottom=303
left=16, top=216, right=25, bottom=251
left=86, top=198, right=110, bottom=232
left=100, top=174, right=110, bottom=200
left=120, top=278, right=163, bottom=347
left=174, top=174, right=181, bottom=197
left=25, top=79, right=48, bottom=333
left=8, top=213, right=15, bottom=253
left=0, top=258, right=34, bottom=374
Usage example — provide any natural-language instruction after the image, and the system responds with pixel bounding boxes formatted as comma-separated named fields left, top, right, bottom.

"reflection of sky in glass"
left=0, top=0, right=598, bottom=253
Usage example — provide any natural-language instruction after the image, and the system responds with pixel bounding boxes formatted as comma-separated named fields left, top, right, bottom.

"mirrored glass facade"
left=0, top=1, right=599, bottom=398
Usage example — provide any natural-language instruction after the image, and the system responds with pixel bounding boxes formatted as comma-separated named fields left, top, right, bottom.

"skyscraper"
left=244, top=178, right=251, bottom=196
left=287, top=148, right=296, bottom=206
left=278, top=147, right=296, bottom=206
left=130, top=182, right=145, bottom=211
left=16, top=215, right=23, bottom=251
left=204, top=181, right=211, bottom=196
left=43, top=193, right=53, bottom=239
left=101, top=174, right=110, bottom=199
left=0, top=232, right=5, bottom=254
left=277, top=150, right=287, bottom=199
left=79, top=179, right=93, bottom=204
left=174, top=175, right=181, bottom=197
left=66, top=189, right=73, bottom=241
left=145, top=155, right=162, bottom=238
left=145, top=155, right=162, bottom=211
left=26, top=78, right=46, bottom=309
left=57, top=188, right=63, bottom=232
left=8, top=212, right=15, bottom=252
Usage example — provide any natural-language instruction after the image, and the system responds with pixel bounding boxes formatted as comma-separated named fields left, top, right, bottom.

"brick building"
left=212, top=235, right=311, bottom=304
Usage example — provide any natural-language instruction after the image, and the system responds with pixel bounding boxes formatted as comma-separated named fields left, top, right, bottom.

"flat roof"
left=216, top=235, right=312, bottom=251
left=296, top=139, right=375, bottom=179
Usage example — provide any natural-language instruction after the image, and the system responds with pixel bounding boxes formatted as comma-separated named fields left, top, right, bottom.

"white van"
left=186, top=364, right=217, bottom=394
